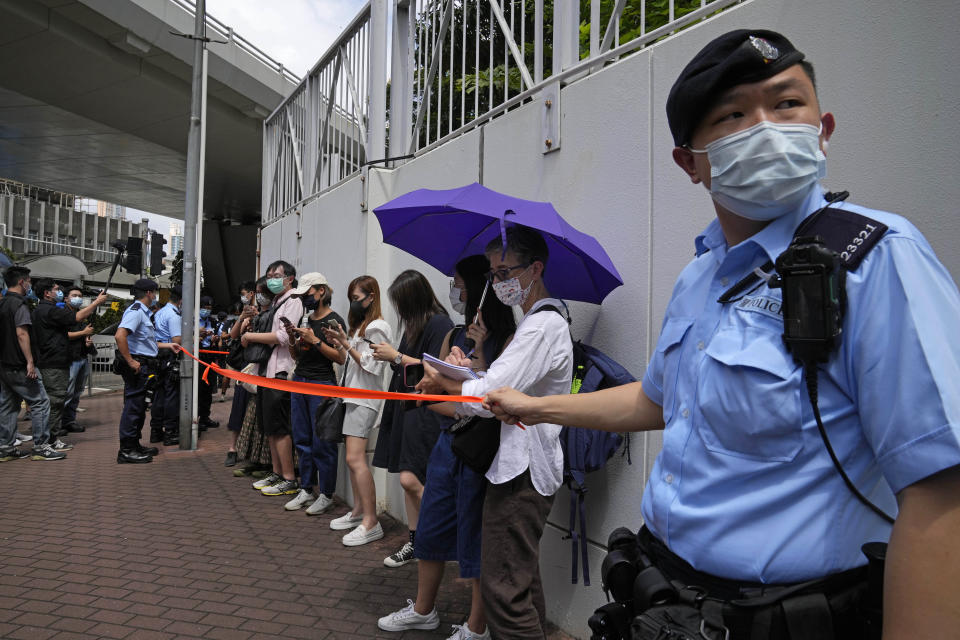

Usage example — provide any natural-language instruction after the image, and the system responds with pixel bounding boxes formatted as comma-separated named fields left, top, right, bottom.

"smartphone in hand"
left=404, top=363, right=425, bottom=389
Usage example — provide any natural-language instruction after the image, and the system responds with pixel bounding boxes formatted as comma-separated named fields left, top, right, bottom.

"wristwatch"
left=393, top=352, right=403, bottom=365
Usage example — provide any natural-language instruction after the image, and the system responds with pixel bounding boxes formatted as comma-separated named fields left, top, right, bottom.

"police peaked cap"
left=200, top=295, right=214, bottom=306
left=666, top=29, right=805, bottom=147
left=132, top=278, right=158, bottom=291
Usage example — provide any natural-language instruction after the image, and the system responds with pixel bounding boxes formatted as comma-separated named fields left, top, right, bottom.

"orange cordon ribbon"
left=176, top=346, right=487, bottom=405
left=198, top=349, right=230, bottom=355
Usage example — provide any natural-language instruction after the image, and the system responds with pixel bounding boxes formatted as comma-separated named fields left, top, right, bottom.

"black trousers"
left=197, top=368, right=216, bottom=420
left=150, top=355, right=180, bottom=437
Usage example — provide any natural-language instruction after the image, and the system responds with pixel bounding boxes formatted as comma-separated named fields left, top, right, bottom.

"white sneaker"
left=446, top=623, right=491, bottom=639
left=252, top=472, right=281, bottom=490
left=329, top=511, right=364, bottom=530
left=51, top=439, right=74, bottom=452
left=284, top=489, right=316, bottom=511
left=342, top=522, right=384, bottom=547
left=377, top=599, right=440, bottom=631
left=305, top=494, right=333, bottom=516
left=384, top=541, right=416, bottom=568
left=16, top=433, right=32, bottom=443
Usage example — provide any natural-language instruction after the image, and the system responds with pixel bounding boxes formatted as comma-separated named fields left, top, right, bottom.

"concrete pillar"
left=39, top=202, right=45, bottom=253
left=92, top=213, right=99, bottom=261
left=80, top=212, right=87, bottom=261
left=53, top=204, right=60, bottom=250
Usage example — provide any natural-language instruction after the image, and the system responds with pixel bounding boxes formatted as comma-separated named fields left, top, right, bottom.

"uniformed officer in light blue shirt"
left=149, top=286, right=182, bottom=446
left=486, top=29, right=960, bottom=638
left=115, top=278, right=176, bottom=464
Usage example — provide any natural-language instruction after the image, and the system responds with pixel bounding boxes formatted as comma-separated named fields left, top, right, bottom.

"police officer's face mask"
left=691, top=121, right=826, bottom=221
left=199, top=308, right=211, bottom=319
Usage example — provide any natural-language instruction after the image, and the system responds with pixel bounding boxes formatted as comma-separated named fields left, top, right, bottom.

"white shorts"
left=342, top=403, right=377, bottom=439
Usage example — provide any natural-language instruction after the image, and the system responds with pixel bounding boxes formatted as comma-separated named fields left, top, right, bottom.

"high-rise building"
left=169, top=222, right=184, bottom=256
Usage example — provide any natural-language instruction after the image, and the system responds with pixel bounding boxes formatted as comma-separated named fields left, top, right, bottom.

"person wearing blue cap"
left=150, top=286, right=183, bottom=446
left=115, top=278, right=179, bottom=463
left=487, top=28, right=960, bottom=639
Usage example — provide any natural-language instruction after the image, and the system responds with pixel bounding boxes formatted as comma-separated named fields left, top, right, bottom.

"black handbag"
left=450, top=414, right=501, bottom=474
left=226, top=339, right=246, bottom=370
left=314, top=359, right=348, bottom=443
left=243, top=307, right=277, bottom=365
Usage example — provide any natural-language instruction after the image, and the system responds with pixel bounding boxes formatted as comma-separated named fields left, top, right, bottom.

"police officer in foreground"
left=150, top=286, right=182, bottom=447
left=486, top=30, right=960, bottom=638
left=115, top=279, right=178, bottom=463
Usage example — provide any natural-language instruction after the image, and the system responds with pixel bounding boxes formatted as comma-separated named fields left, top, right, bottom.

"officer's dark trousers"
left=197, top=370, right=216, bottom=421
left=118, top=369, right=150, bottom=448
left=150, top=360, right=179, bottom=439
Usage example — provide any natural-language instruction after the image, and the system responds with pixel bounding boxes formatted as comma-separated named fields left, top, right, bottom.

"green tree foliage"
left=408, top=0, right=713, bottom=148
left=171, top=250, right=183, bottom=287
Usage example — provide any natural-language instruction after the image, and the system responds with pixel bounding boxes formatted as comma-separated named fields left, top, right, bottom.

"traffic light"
left=123, top=237, right=143, bottom=274
left=150, top=232, right=167, bottom=276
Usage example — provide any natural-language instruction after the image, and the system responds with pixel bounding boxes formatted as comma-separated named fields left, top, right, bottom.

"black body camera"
left=771, top=235, right=846, bottom=365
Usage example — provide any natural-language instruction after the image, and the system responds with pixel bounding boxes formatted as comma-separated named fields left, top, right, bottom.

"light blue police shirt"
left=641, top=186, right=960, bottom=583
left=199, top=315, right=214, bottom=348
left=118, top=301, right=159, bottom=357
left=153, top=302, right=182, bottom=344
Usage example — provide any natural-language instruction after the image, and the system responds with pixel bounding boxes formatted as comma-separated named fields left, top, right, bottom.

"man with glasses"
left=241, top=260, right=304, bottom=497
left=419, top=225, right=573, bottom=640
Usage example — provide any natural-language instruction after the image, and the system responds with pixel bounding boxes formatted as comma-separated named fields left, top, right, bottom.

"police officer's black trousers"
left=197, top=369, right=216, bottom=421
left=150, top=358, right=179, bottom=438
left=118, top=366, right=152, bottom=448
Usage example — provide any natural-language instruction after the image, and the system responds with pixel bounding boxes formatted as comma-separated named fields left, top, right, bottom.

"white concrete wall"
left=260, top=0, right=960, bottom=636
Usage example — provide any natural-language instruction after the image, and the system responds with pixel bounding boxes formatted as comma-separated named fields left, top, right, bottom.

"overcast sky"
left=131, top=0, right=367, bottom=239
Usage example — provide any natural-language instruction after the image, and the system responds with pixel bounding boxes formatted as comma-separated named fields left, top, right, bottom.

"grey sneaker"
left=384, top=541, right=416, bottom=568
left=377, top=599, right=439, bottom=631
left=261, top=479, right=300, bottom=496
left=51, top=439, right=74, bottom=452
left=284, top=489, right=315, bottom=511
left=252, top=472, right=281, bottom=490
left=0, top=448, right=29, bottom=462
left=31, top=444, right=67, bottom=461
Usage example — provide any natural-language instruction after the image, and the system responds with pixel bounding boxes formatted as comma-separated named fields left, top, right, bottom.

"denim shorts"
left=414, top=429, right=487, bottom=578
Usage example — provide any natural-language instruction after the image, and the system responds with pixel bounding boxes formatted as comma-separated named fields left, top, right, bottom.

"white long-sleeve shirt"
left=342, top=318, right=392, bottom=412
left=459, top=298, right=573, bottom=496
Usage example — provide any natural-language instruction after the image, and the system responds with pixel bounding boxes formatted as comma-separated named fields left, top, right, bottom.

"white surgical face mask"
left=448, top=286, right=466, bottom=315
left=69, top=296, right=84, bottom=308
left=492, top=274, right=532, bottom=307
left=240, top=295, right=250, bottom=305
left=255, top=292, right=269, bottom=307
left=691, top=121, right=826, bottom=221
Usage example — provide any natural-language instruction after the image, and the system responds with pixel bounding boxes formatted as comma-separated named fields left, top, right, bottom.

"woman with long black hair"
left=371, top=270, right=453, bottom=569
left=377, top=256, right=515, bottom=639
left=322, top=275, right=392, bottom=546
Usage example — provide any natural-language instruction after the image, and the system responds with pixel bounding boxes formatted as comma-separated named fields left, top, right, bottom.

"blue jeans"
left=414, top=429, right=487, bottom=578
left=61, top=358, right=88, bottom=428
left=290, top=375, right=339, bottom=494
left=0, top=366, right=51, bottom=449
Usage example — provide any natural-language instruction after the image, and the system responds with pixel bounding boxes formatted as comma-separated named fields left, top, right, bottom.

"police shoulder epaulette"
left=793, top=205, right=888, bottom=272
left=130, top=302, right=142, bottom=311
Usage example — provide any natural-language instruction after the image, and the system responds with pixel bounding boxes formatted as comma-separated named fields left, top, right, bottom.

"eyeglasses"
left=486, top=263, right=530, bottom=283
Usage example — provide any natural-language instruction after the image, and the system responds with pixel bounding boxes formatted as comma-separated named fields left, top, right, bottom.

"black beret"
left=200, top=295, right=214, bottom=306
left=666, top=29, right=805, bottom=147
left=132, top=278, right=158, bottom=291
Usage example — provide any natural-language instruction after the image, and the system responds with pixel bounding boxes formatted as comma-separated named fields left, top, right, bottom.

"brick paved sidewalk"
left=0, top=389, right=575, bottom=640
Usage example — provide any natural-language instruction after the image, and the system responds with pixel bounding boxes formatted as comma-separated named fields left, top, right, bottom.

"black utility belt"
left=132, top=355, right=158, bottom=363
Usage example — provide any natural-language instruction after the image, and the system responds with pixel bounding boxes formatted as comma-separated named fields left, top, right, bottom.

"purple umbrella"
left=373, top=183, right=623, bottom=304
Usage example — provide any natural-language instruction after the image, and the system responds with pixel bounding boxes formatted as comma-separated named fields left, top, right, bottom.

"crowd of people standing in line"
left=204, top=225, right=570, bottom=640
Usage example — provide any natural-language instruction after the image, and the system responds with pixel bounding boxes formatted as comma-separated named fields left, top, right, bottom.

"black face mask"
left=303, top=295, right=319, bottom=311
left=349, top=296, right=368, bottom=319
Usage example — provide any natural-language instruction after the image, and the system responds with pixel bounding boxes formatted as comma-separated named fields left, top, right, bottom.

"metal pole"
left=368, top=0, right=388, bottom=164
left=179, top=0, right=206, bottom=450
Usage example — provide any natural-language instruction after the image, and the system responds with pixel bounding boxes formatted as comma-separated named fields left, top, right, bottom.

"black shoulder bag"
left=449, top=326, right=502, bottom=474
left=243, top=307, right=278, bottom=365
left=314, top=358, right=348, bottom=443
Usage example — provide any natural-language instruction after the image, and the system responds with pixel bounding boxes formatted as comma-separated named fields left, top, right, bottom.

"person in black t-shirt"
left=32, top=279, right=107, bottom=449
left=62, top=286, right=99, bottom=434
left=280, top=272, right=347, bottom=514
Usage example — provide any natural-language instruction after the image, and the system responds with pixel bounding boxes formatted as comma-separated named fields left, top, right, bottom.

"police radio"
left=769, top=235, right=846, bottom=365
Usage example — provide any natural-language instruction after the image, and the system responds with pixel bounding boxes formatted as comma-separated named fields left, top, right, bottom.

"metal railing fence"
left=171, top=0, right=301, bottom=85
left=263, top=0, right=740, bottom=221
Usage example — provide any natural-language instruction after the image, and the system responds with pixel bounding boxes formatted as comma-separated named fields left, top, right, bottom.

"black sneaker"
left=31, top=444, right=67, bottom=461
left=384, top=541, right=416, bottom=568
left=149, top=430, right=164, bottom=443
left=64, top=423, right=86, bottom=433
left=224, top=451, right=238, bottom=467
left=0, top=448, right=29, bottom=462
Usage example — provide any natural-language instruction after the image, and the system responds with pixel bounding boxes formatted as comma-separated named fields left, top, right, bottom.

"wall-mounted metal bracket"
left=541, top=81, right=561, bottom=154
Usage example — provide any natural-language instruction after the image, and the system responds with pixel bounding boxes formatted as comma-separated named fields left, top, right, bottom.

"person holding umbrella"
left=418, top=225, right=574, bottom=639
